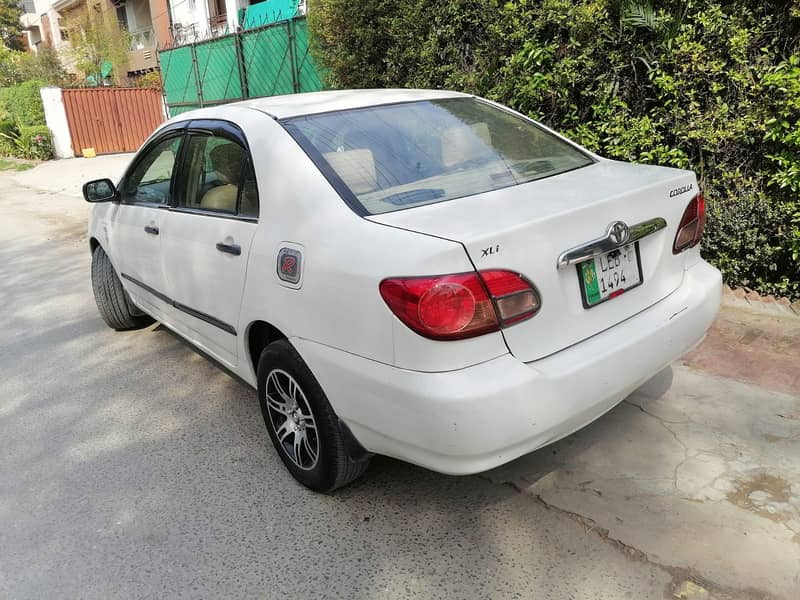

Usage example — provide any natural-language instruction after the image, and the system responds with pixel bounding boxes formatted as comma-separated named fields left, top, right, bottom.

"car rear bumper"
left=292, top=259, right=722, bottom=475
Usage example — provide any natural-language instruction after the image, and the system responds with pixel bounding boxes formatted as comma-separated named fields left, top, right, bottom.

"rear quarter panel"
left=237, top=113, right=509, bottom=381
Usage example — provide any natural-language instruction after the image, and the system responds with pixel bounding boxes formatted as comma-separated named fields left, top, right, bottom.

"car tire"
left=91, top=245, right=154, bottom=331
left=257, top=339, right=370, bottom=492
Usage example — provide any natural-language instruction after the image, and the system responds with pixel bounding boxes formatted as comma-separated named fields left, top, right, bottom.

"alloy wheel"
left=265, top=368, right=320, bottom=470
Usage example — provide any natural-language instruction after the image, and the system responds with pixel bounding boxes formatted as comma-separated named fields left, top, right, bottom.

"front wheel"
left=257, top=340, right=370, bottom=492
left=90, top=246, right=153, bottom=331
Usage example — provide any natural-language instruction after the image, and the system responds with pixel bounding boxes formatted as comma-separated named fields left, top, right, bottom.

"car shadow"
left=0, top=216, right=675, bottom=597
left=478, top=366, right=676, bottom=488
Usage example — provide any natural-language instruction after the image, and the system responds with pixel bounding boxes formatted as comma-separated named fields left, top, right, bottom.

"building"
left=18, top=0, right=306, bottom=79
left=18, top=0, right=168, bottom=76
left=164, top=0, right=305, bottom=46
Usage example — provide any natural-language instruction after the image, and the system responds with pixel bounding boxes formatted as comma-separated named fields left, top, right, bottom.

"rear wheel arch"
left=246, top=320, right=288, bottom=375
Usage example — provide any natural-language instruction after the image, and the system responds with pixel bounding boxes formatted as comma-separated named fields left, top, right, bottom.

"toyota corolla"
left=83, top=89, right=722, bottom=492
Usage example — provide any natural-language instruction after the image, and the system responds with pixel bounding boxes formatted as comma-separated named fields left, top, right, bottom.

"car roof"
left=204, top=89, right=471, bottom=120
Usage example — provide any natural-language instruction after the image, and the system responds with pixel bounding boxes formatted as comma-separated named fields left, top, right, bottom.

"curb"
left=722, top=285, right=800, bottom=319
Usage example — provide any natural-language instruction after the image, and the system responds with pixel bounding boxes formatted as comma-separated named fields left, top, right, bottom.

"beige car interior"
left=323, top=122, right=491, bottom=200
left=199, top=143, right=242, bottom=213
left=323, top=148, right=378, bottom=195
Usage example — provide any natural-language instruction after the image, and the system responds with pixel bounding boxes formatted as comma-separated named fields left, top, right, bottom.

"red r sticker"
left=281, top=256, right=296, bottom=273
left=277, top=248, right=302, bottom=284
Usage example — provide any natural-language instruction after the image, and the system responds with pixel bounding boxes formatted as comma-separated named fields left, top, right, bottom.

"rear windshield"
left=282, top=98, right=594, bottom=215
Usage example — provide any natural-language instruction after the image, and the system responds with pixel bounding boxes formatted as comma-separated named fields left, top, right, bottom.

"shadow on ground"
left=0, top=212, right=676, bottom=599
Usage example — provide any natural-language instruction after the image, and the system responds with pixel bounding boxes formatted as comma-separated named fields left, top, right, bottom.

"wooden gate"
left=62, top=88, right=165, bottom=157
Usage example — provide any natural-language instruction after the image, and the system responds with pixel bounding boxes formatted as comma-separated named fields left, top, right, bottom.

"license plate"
left=577, top=243, right=643, bottom=308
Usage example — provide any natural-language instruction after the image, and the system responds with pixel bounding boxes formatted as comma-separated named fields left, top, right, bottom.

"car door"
left=109, top=128, right=186, bottom=317
left=160, top=120, right=259, bottom=367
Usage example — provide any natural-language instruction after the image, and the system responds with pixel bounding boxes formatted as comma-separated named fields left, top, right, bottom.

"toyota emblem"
left=608, top=221, right=630, bottom=245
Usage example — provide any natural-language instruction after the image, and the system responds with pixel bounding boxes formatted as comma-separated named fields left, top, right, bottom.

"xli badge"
left=481, top=245, right=500, bottom=258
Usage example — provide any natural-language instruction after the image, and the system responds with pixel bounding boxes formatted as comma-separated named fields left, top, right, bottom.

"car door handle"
left=144, top=225, right=159, bottom=235
left=216, top=242, right=241, bottom=256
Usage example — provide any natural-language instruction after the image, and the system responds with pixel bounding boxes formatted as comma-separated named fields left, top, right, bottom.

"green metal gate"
left=159, top=16, right=324, bottom=117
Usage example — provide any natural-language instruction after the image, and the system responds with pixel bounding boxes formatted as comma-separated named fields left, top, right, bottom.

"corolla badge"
left=669, top=183, right=694, bottom=198
left=608, top=221, right=630, bottom=246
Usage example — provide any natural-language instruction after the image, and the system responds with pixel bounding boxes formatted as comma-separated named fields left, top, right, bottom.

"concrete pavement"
left=11, top=153, right=134, bottom=198
left=486, top=365, right=800, bottom=598
left=1, top=159, right=799, bottom=599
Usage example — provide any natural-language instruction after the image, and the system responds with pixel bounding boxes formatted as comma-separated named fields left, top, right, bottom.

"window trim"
left=166, top=206, right=259, bottom=224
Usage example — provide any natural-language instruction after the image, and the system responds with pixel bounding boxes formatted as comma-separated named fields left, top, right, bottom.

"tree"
left=19, top=47, right=73, bottom=86
left=307, top=0, right=503, bottom=92
left=64, top=4, right=130, bottom=85
left=0, top=0, right=24, bottom=51
left=308, top=0, right=800, bottom=299
left=0, top=44, right=23, bottom=86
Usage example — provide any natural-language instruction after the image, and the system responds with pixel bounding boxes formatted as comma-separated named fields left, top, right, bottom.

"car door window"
left=123, top=136, right=182, bottom=204
left=178, top=134, right=259, bottom=218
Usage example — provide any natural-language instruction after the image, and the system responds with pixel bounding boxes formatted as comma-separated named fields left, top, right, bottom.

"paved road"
left=0, top=165, right=797, bottom=599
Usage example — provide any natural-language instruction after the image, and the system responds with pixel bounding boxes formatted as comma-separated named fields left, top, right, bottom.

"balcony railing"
left=129, top=27, right=155, bottom=51
left=128, top=27, right=158, bottom=72
left=169, top=22, right=200, bottom=46
left=166, top=17, right=230, bottom=48
left=208, top=13, right=228, bottom=37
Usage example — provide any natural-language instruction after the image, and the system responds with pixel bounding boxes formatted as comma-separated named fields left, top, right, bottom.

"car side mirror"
left=83, top=178, right=118, bottom=203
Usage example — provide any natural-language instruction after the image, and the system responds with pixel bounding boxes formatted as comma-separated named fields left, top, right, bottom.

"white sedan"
left=83, top=89, right=721, bottom=492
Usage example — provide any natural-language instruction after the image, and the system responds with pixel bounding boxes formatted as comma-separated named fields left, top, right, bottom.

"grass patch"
left=0, top=158, right=34, bottom=171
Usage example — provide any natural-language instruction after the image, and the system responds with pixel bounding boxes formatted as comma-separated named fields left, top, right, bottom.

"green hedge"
left=18, top=126, right=53, bottom=160
left=0, top=119, right=16, bottom=155
left=0, top=80, right=46, bottom=128
left=0, top=79, right=50, bottom=160
left=0, top=88, right=10, bottom=121
left=5, top=80, right=46, bottom=127
left=0, top=121, right=52, bottom=160
left=309, top=0, right=800, bottom=299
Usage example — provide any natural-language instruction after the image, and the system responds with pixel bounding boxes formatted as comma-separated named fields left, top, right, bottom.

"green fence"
left=159, top=16, right=324, bottom=117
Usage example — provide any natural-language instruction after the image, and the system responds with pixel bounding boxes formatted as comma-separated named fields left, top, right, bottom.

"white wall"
left=22, top=0, right=65, bottom=52
left=225, top=0, right=249, bottom=31
left=170, top=0, right=212, bottom=41
left=25, top=27, right=42, bottom=50
left=40, top=87, right=74, bottom=159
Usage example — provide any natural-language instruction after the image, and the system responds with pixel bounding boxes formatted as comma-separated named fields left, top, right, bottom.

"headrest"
left=324, top=148, right=377, bottom=195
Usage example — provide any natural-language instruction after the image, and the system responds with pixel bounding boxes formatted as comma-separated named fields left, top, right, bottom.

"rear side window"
left=178, top=135, right=259, bottom=218
left=282, top=98, right=593, bottom=215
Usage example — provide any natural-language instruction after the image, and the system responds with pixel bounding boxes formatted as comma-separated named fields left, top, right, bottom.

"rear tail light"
left=379, top=270, right=540, bottom=341
left=479, top=269, right=541, bottom=326
left=673, top=193, right=706, bottom=254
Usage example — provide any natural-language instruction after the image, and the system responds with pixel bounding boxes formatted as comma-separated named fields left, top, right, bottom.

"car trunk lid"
left=367, top=159, right=699, bottom=362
